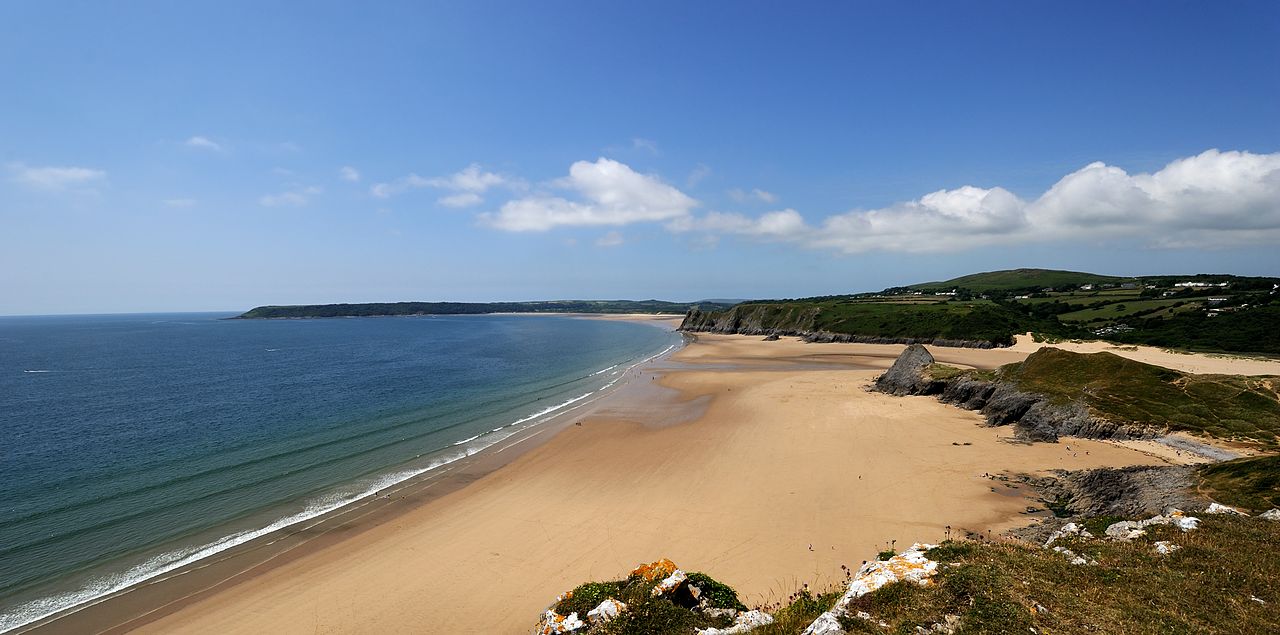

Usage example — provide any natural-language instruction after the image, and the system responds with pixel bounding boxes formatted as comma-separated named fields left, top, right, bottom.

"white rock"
left=1153, top=541, right=1180, bottom=555
left=801, top=544, right=939, bottom=635
left=800, top=611, right=845, bottom=635
left=586, top=598, right=626, bottom=625
left=652, top=569, right=688, bottom=596
left=1206, top=503, right=1247, bottom=516
left=1043, top=522, right=1091, bottom=547
left=1258, top=509, right=1280, bottom=521
left=696, top=609, right=775, bottom=634
left=1104, top=521, right=1142, bottom=539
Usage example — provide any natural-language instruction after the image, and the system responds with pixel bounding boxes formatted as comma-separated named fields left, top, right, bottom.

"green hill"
left=998, top=348, right=1280, bottom=445
left=909, top=268, right=1128, bottom=293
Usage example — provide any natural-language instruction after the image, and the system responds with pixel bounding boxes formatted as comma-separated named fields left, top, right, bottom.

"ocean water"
left=0, top=313, right=679, bottom=631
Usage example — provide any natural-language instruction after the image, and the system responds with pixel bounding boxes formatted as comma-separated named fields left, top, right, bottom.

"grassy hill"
left=995, top=348, right=1280, bottom=446
left=910, top=268, right=1128, bottom=293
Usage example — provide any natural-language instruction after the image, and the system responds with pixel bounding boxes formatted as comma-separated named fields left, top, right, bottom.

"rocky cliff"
left=679, top=307, right=1003, bottom=349
left=873, top=346, right=1159, bottom=442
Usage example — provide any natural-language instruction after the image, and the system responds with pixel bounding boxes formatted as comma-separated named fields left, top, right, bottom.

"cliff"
left=873, top=346, right=1280, bottom=446
left=679, top=306, right=1005, bottom=349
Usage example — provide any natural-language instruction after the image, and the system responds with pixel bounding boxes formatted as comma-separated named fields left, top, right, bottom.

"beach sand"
left=49, top=333, right=1230, bottom=634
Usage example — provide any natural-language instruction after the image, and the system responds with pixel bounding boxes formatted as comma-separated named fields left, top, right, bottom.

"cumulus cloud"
left=7, top=162, right=106, bottom=190
left=340, top=166, right=361, bottom=182
left=596, top=230, right=625, bottom=247
left=676, top=149, right=1280, bottom=253
left=260, top=186, right=322, bottom=207
left=185, top=136, right=223, bottom=152
left=371, top=163, right=518, bottom=207
left=483, top=158, right=698, bottom=231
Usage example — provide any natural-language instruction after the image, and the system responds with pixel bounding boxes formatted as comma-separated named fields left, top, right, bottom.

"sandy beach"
left=31, top=332, right=1271, bottom=634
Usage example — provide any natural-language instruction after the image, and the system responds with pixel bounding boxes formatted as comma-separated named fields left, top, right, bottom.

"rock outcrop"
left=873, top=346, right=1159, bottom=442
left=873, top=344, right=940, bottom=396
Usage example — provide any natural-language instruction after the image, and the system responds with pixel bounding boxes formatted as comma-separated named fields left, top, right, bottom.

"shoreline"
left=22, top=333, right=1269, bottom=634
left=13, top=326, right=685, bottom=635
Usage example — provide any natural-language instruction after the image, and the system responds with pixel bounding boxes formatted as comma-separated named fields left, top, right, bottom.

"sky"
left=2, top=1, right=1278, bottom=315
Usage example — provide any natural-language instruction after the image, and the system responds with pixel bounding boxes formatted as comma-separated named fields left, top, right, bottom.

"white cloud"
left=339, top=166, right=361, bottom=182
left=370, top=173, right=430, bottom=198
left=439, top=192, right=484, bottom=208
left=632, top=138, right=659, bottom=155
left=163, top=198, right=197, bottom=208
left=686, top=163, right=712, bottom=188
left=7, top=162, right=106, bottom=190
left=727, top=188, right=778, bottom=203
left=679, top=149, right=1280, bottom=253
left=596, top=230, right=625, bottom=247
left=370, top=163, right=518, bottom=206
left=483, top=158, right=698, bottom=231
left=185, top=136, right=223, bottom=152
left=260, top=186, right=322, bottom=207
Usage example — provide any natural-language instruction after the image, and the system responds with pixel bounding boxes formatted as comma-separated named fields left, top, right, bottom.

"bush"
left=685, top=572, right=747, bottom=611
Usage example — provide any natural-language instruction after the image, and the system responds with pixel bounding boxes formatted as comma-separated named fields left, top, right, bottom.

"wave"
left=0, top=339, right=680, bottom=633
left=22, top=370, right=52, bottom=374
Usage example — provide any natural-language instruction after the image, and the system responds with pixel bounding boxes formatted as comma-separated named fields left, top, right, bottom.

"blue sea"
left=0, top=312, right=680, bottom=631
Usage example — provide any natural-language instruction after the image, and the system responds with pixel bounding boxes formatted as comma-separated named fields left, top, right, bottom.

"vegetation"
left=685, top=300, right=1060, bottom=346
left=684, top=269, right=1280, bottom=354
left=1198, top=455, right=1280, bottom=512
left=907, top=268, right=1126, bottom=293
left=753, top=515, right=1280, bottom=635
left=993, top=348, right=1280, bottom=446
left=236, top=299, right=733, bottom=319
left=546, top=568, right=744, bottom=635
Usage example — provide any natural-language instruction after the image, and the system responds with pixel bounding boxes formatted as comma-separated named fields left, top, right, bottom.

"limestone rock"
left=696, top=609, right=774, bottom=634
left=1205, top=502, right=1247, bottom=515
left=586, top=598, right=626, bottom=625
left=874, top=345, right=937, bottom=396
left=1259, top=508, right=1280, bottom=521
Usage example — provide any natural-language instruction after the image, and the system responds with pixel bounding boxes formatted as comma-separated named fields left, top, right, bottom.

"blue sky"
left=2, top=1, right=1278, bottom=314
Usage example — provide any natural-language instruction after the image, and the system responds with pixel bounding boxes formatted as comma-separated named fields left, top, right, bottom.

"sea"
left=0, top=312, right=681, bottom=631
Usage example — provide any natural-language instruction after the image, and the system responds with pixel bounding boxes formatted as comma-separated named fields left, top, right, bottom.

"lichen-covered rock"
left=801, top=544, right=939, bottom=635
left=695, top=609, right=774, bottom=635
left=631, top=558, right=678, bottom=581
left=536, top=609, right=586, bottom=634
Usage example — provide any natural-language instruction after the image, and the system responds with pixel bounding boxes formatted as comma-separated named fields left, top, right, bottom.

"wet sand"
left=40, top=334, right=1200, bottom=634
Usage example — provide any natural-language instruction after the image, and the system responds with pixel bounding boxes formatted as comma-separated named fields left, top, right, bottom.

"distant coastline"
left=231, top=300, right=734, bottom=320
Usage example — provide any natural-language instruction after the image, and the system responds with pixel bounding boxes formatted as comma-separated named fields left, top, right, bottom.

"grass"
left=1198, top=455, right=1280, bottom=512
left=998, top=348, right=1280, bottom=446
left=758, top=516, right=1280, bottom=634
left=926, top=364, right=968, bottom=380
left=1058, top=298, right=1191, bottom=323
